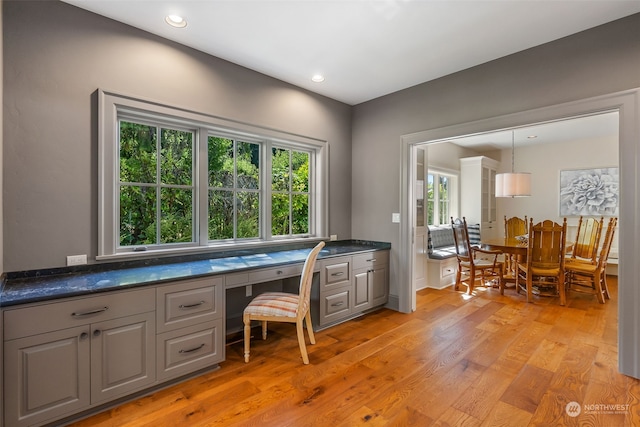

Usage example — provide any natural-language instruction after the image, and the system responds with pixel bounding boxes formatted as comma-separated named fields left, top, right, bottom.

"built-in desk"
left=0, top=240, right=390, bottom=427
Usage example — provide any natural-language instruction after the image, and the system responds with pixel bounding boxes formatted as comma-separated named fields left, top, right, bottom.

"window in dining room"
left=427, top=170, right=457, bottom=226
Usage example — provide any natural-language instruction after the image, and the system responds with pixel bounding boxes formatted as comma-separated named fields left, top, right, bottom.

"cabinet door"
left=371, top=266, right=388, bottom=307
left=353, top=269, right=372, bottom=311
left=91, top=312, right=156, bottom=404
left=4, top=326, right=90, bottom=427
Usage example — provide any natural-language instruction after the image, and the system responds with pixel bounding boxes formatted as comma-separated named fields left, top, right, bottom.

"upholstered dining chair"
left=451, top=217, right=503, bottom=295
left=565, top=217, right=617, bottom=303
left=504, top=215, right=528, bottom=275
left=517, top=218, right=567, bottom=305
left=243, top=241, right=325, bottom=365
left=566, top=216, right=604, bottom=265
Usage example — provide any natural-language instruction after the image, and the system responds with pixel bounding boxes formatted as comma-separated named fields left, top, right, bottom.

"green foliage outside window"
left=119, top=121, right=193, bottom=247
left=119, top=122, right=310, bottom=248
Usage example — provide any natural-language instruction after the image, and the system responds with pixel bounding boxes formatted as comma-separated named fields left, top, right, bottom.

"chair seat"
left=244, top=292, right=299, bottom=318
left=565, top=262, right=598, bottom=275
left=461, top=259, right=497, bottom=268
left=518, top=264, right=560, bottom=277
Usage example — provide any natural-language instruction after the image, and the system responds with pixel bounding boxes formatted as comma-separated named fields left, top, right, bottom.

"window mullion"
left=198, top=129, right=208, bottom=245
left=156, top=125, right=162, bottom=244
left=263, top=141, right=272, bottom=240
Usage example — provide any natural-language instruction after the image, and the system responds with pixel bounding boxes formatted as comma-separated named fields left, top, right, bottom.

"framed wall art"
left=559, top=167, right=619, bottom=216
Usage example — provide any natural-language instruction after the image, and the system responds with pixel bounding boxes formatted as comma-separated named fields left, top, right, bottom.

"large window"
left=427, top=170, right=456, bottom=226
left=99, top=91, right=326, bottom=258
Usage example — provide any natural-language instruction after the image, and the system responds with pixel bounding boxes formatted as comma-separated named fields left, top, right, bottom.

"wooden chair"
left=243, top=241, right=325, bottom=365
left=504, top=215, right=528, bottom=276
left=565, top=217, right=617, bottom=303
left=451, top=217, right=503, bottom=295
left=517, top=218, right=568, bottom=305
left=566, top=216, right=604, bottom=265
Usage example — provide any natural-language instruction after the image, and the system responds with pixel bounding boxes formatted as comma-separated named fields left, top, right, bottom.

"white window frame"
left=427, top=168, right=458, bottom=226
left=98, top=90, right=328, bottom=259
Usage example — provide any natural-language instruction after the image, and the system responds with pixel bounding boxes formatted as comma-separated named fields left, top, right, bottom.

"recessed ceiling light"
left=165, top=15, right=187, bottom=28
left=311, top=74, right=325, bottom=83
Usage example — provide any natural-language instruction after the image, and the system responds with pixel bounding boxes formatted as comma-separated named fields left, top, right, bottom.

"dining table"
left=480, top=237, right=528, bottom=285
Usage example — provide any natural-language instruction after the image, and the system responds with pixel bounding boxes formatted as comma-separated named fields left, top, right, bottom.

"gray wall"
left=2, top=1, right=353, bottom=271
left=351, top=13, right=640, bottom=300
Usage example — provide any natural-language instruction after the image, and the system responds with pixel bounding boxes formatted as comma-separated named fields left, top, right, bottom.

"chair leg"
left=467, top=268, right=476, bottom=295
left=243, top=314, right=251, bottom=363
left=305, top=311, right=316, bottom=344
left=296, top=319, right=310, bottom=364
left=559, top=273, right=566, bottom=306
left=601, top=272, right=611, bottom=300
left=594, top=274, right=606, bottom=304
left=261, top=321, right=268, bottom=340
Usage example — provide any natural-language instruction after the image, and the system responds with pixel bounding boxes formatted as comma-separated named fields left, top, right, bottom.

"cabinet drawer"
left=320, top=289, right=351, bottom=325
left=248, top=264, right=303, bottom=283
left=352, top=250, right=389, bottom=270
left=157, top=320, right=223, bottom=381
left=157, top=277, right=223, bottom=333
left=322, top=261, right=350, bottom=291
left=4, top=288, right=155, bottom=340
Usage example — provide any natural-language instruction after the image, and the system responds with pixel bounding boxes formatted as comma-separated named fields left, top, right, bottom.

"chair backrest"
left=526, top=218, right=567, bottom=269
left=505, top=215, right=528, bottom=238
left=596, top=217, right=618, bottom=270
left=451, top=217, right=472, bottom=262
left=571, top=216, right=604, bottom=262
left=298, top=241, right=325, bottom=315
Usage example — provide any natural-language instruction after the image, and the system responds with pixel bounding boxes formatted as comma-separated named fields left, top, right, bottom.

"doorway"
left=398, top=89, right=639, bottom=378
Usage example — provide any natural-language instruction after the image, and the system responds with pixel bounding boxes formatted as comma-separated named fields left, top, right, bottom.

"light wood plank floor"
left=68, top=276, right=639, bottom=426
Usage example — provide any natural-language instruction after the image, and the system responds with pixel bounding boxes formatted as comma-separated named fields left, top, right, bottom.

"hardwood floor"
left=68, top=276, right=639, bottom=426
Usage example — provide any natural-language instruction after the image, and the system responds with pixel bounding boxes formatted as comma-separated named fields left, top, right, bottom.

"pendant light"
left=495, top=130, right=531, bottom=197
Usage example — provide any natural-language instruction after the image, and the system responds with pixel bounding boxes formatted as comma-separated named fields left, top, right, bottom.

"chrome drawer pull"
left=331, top=272, right=344, bottom=276
left=71, top=306, right=109, bottom=317
left=366, top=258, right=376, bottom=263
left=179, top=343, right=205, bottom=354
left=179, top=301, right=205, bottom=309
left=277, top=270, right=283, bottom=275
left=331, top=302, right=345, bottom=307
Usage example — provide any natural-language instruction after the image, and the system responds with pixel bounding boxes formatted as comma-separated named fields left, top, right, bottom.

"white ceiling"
left=62, top=0, right=640, bottom=106
left=446, top=111, right=619, bottom=151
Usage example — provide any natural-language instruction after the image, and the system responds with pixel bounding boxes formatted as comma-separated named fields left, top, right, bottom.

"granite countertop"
left=0, top=240, right=390, bottom=307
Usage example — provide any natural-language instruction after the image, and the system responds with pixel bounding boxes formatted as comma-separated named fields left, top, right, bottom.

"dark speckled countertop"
left=0, top=240, right=390, bottom=307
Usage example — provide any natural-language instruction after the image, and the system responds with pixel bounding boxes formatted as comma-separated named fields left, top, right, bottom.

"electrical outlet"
left=330, top=234, right=338, bottom=241
left=67, top=254, right=87, bottom=266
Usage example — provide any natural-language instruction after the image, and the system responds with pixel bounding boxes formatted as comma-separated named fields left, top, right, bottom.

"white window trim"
left=98, top=89, right=328, bottom=260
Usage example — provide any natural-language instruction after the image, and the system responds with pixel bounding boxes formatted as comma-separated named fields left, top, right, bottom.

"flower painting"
left=560, top=167, right=619, bottom=216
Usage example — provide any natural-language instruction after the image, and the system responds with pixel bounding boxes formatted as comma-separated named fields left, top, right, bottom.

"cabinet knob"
left=93, top=329, right=101, bottom=337
left=79, top=332, right=89, bottom=340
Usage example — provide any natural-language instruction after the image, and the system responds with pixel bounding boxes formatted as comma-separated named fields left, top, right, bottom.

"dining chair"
left=451, top=217, right=503, bottom=295
left=516, top=218, right=568, bottom=305
left=243, top=241, right=325, bottom=365
left=565, top=217, right=617, bottom=303
left=504, top=215, right=528, bottom=277
left=566, top=216, right=604, bottom=265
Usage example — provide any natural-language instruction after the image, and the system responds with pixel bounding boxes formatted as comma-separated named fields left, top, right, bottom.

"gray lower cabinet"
left=3, top=288, right=156, bottom=427
left=317, top=250, right=389, bottom=329
left=352, top=251, right=389, bottom=311
left=155, top=277, right=224, bottom=381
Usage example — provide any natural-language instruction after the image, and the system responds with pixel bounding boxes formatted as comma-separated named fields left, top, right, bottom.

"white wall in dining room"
left=495, top=130, right=619, bottom=246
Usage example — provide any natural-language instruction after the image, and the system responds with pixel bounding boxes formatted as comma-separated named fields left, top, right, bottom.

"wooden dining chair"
left=517, top=218, right=567, bottom=305
left=243, top=241, right=325, bottom=365
left=566, top=216, right=604, bottom=265
left=504, top=215, right=528, bottom=276
left=451, top=217, right=503, bottom=295
left=565, top=217, right=617, bottom=303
